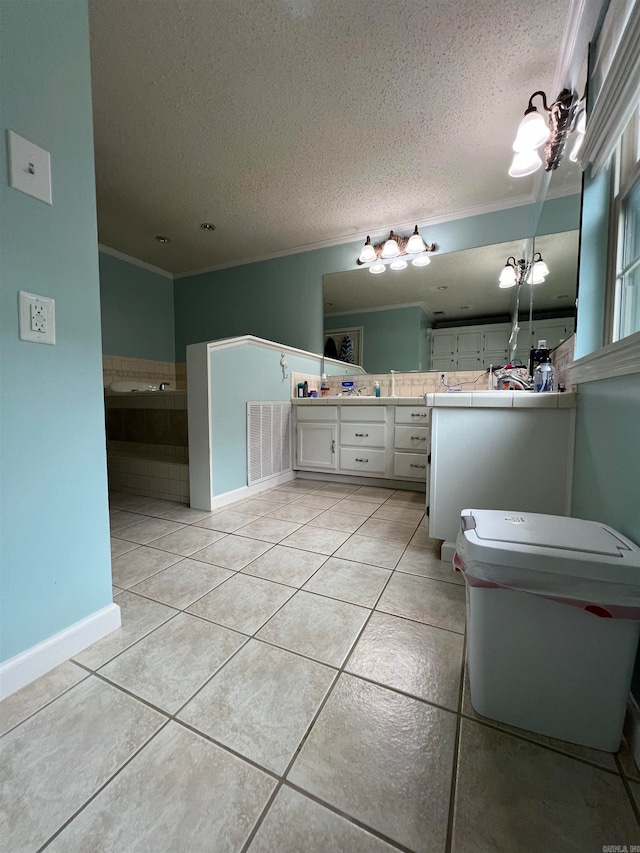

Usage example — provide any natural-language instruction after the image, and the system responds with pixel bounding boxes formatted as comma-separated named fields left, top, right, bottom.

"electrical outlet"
left=438, top=372, right=448, bottom=386
left=19, top=291, right=56, bottom=344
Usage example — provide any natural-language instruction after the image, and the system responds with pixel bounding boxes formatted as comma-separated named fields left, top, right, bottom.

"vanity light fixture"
left=509, top=89, right=584, bottom=177
left=499, top=252, right=549, bottom=289
left=357, top=225, right=436, bottom=273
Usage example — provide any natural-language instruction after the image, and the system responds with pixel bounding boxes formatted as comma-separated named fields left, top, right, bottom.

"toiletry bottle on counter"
left=534, top=354, right=555, bottom=392
left=297, top=382, right=304, bottom=398
left=321, top=374, right=330, bottom=397
left=374, top=381, right=381, bottom=398
left=529, top=340, right=549, bottom=378
left=303, top=381, right=309, bottom=397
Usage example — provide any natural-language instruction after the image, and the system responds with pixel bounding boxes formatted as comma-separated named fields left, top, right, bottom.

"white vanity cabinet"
left=294, top=403, right=431, bottom=489
left=296, top=406, right=338, bottom=470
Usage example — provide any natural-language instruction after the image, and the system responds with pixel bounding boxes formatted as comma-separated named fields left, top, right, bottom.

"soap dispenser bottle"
left=534, top=354, right=555, bottom=392
left=373, top=381, right=381, bottom=398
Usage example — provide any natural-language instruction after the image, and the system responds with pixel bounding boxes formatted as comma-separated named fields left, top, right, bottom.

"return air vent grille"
left=247, top=402, right=292, bottom=486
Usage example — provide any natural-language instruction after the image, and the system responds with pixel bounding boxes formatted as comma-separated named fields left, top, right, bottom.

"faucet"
left=493, top=368, right=532, bottom=391
left=159, top=382, right=170, bottom=391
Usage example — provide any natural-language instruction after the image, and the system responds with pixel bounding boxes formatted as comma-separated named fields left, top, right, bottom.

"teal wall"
left=325, top=306, right=431, bottom=373
left=208, top=344, right=330, bottom=495
left=174, top=194, right=580, bottom=361
left=99, top=252, right=175, bottom=361
left=0, top=0, right=112, bottom=661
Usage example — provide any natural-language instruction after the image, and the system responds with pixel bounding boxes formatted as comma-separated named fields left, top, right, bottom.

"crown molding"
left=98, top=244, right=174, bottom=279
left=325, top=301, right=431, bottom=318
left=172, top=192, right=541, bottom=280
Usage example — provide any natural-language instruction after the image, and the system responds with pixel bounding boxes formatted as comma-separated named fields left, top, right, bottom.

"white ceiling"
left=88, top=0, right=579, bottom=275
left=323, top=230, right=580, bottom=322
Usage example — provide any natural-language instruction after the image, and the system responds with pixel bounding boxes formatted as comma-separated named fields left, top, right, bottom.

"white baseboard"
left=204, top=471, right=296, bottom=511
left=0, top=603, right=121, bottom=700
left=440, top=541, right=456, bottom=563
left=627, top=693, right=640, bottom=772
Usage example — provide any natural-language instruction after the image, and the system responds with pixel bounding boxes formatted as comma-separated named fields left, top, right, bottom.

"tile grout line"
left=444, top=634, right=467, bottom=853
left=614, top=752, right=640, bottom=826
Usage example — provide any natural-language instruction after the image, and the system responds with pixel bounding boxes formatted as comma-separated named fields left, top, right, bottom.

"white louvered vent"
left=247, top=402, right=292, bottom=486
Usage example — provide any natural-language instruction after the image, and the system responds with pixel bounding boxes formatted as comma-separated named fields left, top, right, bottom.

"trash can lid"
left=459, top=509, right=640, bottom=584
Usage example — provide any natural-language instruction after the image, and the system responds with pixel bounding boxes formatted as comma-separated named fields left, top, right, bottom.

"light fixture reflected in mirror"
left=499, top=252, right=549, bottom=288
left=357, top=225, right=436, bottom=273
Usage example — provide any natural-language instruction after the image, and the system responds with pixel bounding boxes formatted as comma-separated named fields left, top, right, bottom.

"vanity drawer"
left=339, top=447, right=386, bottom=475
left=394, top=425, right=430, bottom=451
left=340, top=406, right=386, bottom=422
left=295, top=406, right=338, bottom=422
left=340, top=423, right=386, bottom=448
left=394, top=407, right=430, bottom=425
left=393, top=452, right=429, bottom=479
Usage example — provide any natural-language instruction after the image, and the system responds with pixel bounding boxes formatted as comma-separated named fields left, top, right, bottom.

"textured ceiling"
left=323, top=230, right=580, bottom=322
left=89, top=0, right=575, bottom=274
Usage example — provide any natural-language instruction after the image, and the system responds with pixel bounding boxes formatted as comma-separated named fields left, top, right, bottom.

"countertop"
left=292, top=392, right=576, bottom=408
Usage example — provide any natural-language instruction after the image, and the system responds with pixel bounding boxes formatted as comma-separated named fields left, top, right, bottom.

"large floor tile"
left=372, top=504, right=425, bottom=524
left=350, top=485, right=397, bottom=503
left=194, top=507, right=260, bottom=532
left=192, top=534, right=272, bottom=570
left=73, top=591, right=176, bottom=669
left=157, top=505, right=213, bottom=523
left=397, top=545, right=464, bottom=585
left=333, top=534, right=405, bottom=569
left=110, top=510, right=148, bottom=532
left=188, top=573, right=295, bottom=634
left=256, top=591, right=369, bottom=667
left=356, top=517, right=418, bottom=544
left=109, top=492, right=155, bottom=511
left=460, top=667, right=619, bottom=772
left=241, top=545, right=327, bottom=587
left=410, top=526, right=442, bottom=549
left=315, top=483, right=360, bottom=497
left=274, top=480, right=324, bottom=493
left=293, top=493, right=342, bottom=510
left=266, top=502, right=324, bottom=524
left=377, top=573, right=466, bottom=633
left=111, top=545, right=183, bottom=588
left=303, top=557, right=391, bottom=608
left=147, top=525, right=226, bottom=556
left=330, top=497, right=380, bottom=517
left=116, top=517, right=187, bottom=545
left=346, top=612, right=464, bottom=710
left=0, top=662, right=88, bottom=737
left=280, top=526, right=350, bottom=555
left=134, top=498, right=185, bottom=517
left=308, top=509, right=366, bottom=533
left=131, top=558, right=233, bottom=609
left=0, top=677, right=164, bottom=851
left=238, top=516, right=302, bottom=543
left=179, top=640, right=334, bottom=774
left=237, top=498, right=289, bottom=515
left=289, top=673, right=456, bottom=852
left=452, top=719, right=638, bottom=852
left=47, top=722, right=275, bottom=853
left=110, top=536, right=140, bottom=557
left=386, top=490, right=427, bottom=508
left=99, top=613, right=245, bottom=713
left=248, top=785, right=396, bottom=853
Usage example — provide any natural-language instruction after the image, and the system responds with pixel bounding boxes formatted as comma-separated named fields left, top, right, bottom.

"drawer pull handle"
left=354, top=433, right=369, bottom=437
left=331, top=440, right=336, bottom=454
left=410, top=435, right=427, bottom=441
left=410, top=463, right=426, bottom=469
left=410, top=412, right=428, bottom=417
left=355, top=458, right=369, bottom=463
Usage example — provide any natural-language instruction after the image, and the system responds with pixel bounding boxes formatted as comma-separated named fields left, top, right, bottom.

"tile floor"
left=2, top=479, right=640, bottom=852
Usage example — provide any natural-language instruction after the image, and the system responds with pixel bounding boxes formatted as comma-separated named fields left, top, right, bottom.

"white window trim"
left=565, top=328, right=640, bottom=382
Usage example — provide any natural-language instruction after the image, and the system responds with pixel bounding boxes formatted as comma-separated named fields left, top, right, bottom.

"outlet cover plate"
left=8, top=131, right=52, bottom=205
left=19, top=291, right=56, bottom=345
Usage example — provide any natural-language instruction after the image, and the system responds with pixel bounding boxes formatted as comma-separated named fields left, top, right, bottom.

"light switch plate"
left=8, top=130, right=52, bottom=205
left=18, top=291, right=56, bottom=345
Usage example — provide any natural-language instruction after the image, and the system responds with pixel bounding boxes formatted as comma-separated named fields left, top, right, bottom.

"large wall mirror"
left=323, top=226, right=579, bottom=374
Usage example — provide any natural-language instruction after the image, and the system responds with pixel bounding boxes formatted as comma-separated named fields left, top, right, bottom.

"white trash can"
left=455, top=509, right=640, bottom=752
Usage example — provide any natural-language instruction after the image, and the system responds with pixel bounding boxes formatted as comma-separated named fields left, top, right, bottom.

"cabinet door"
left=456, top=356, right=482, bottom=370
left=432, top=332, right=456, bottom=356
left=456, top=331, right=482, bottom=355
left=431, top=356, right=455, bottom=371
left=482, top=328, right=510, bottom=355
left=296, top=423, right=337, bottom=470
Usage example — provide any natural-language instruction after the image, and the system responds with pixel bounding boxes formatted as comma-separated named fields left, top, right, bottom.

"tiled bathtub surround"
left=102, top=355, right=179, bottom=389
left=291, top=369, right=491, bottom=398
left=105, top=392, right=188, bottom=446
left=2, top=482, right=638, bottom=851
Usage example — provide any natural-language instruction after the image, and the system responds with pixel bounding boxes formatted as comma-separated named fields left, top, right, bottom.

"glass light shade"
left=513, top=110, right=550, bottom=151
left=526, top=259, right=549, bottom=285
left=390, top=259, right=407, bottom=270
left=411, top=254, right=431, bottom=267
left=526, top=269, right=546, bottom=285
left=499, top=264, right=517, bottom=288
left=369, top=262, right=386, bottom=275
left=406, top=230, right=426, bottom=254
left=358, top=238, right=377, bottom=264
left=569, top=133, right=584, bottom=163
left=381, top=232, right=400, bottom=259
left=508, top=149, right=542, bottom=178
left=576, top=111, right=586, bottom=135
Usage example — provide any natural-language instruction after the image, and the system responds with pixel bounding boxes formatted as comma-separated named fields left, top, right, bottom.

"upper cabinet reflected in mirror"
left=323, top=229, right=579, bottom=374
